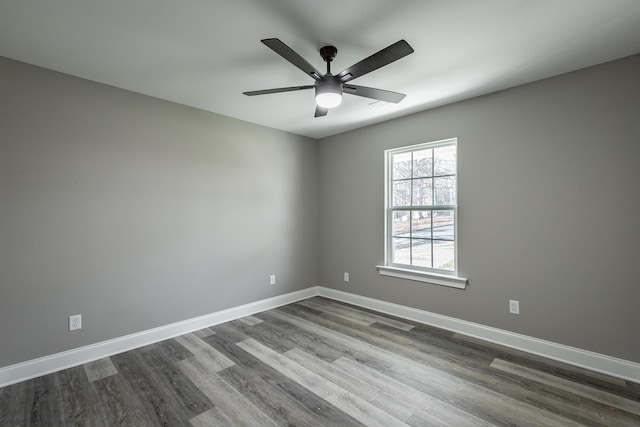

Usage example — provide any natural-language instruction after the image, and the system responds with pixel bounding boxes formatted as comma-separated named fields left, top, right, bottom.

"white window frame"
left=377, top=138, right=468, bottom=289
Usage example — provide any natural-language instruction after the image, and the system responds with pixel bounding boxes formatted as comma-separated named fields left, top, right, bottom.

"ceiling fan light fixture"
left=315, top=79, right=343, bottom=109
left=316, top=91, right=342, bottom=109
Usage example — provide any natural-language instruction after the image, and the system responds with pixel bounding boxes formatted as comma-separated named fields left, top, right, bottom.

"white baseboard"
left=2, top=285, right=638, bottom=388
left=317, top=287, right=640, bottom=383
left=0, top=287, right=318, bottom=388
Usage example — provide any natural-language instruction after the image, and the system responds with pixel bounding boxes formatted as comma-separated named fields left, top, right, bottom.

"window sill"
left=376, top=265, right=468, bottom=289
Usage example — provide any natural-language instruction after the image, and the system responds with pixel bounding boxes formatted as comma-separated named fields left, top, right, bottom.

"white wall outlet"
left=269, top=274, right=276, bottom=285
left=69, top=314, right=82, bottom=331
left=509, top=300, right=520, bottom=315
left=343, top=272, right=350, bottom=282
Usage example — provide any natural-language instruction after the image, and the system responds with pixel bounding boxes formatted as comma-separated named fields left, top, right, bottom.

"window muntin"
left=386, top=139, right=457, bottom=273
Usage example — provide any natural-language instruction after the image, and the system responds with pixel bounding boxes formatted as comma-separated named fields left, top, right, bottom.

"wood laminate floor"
left=1, top=297, right=639, bottom=426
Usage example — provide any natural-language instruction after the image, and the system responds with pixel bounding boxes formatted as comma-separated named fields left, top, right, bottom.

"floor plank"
left=237, top=315, right=263, bottom=326
left=0, top=381, right=26, bottom=426
left=53, top=366, right=107, bottom=426
left=91, top=371, right=157, bottom=427
left=84, top=357, right=118, bottom=382
left=110, top=350, right=198, bottom=426
left=175, top=333, right=235, bottom=372
left=176, top=356, right=279, bottom=426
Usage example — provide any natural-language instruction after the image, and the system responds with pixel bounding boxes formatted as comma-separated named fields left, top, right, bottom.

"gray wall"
left=0, top=57, right=319, bottom=368
left=318, top=55, right=640, bottom=363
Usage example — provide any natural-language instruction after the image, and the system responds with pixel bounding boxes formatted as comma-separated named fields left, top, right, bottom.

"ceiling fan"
left=243, top=38, right=414, bottom=117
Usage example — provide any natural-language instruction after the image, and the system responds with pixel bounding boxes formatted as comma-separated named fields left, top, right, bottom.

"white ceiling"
left=1, top=1, right=639, bottom=139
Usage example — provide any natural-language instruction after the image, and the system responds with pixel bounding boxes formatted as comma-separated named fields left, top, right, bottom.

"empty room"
left=1, top=1, right=640, bottom=425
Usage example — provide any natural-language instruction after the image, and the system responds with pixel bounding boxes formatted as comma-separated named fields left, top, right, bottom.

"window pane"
left=434, top=176, right=456, bottom=205
left=433, top=240, right=454, bottom=271
left=433, top=210, right=454, bottom=240
left=412, top=239, right=432, bottom=268
left=392, top=181, right=411, bottom=206
left=392, top=211, right=410, bottom=237
left=392, top=238, right=411, bottom=265
left=412, top=149, right=432, bottom=178
left=434, top=145, right=456, bottom=176
left=412, top=178, right=433, bottom=206
left=411, top=211, right=432, bottom=238
left=387, top=140, right=457, bottom=275
left=392, top=152, right=412, bottom=179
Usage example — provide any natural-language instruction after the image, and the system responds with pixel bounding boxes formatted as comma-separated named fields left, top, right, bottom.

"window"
left=378, top=138, right=467, bottom=289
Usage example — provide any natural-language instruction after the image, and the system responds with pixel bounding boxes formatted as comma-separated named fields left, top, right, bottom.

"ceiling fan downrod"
left=319, top=45, right=338, bottom=74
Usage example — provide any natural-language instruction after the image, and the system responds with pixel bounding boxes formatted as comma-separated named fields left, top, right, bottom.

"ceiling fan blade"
left=243, top=85, right=314, bottom=96
left=336, top=40, right=414, bottom=83
left=262, top=38, right=324, bottom=80
left=315, top=106, right=328, bottom=117
left=343, top=84, right=406, bottom=103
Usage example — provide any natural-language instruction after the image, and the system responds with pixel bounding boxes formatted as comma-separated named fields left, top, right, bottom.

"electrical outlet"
left=270, top=274, right=276, bottom=285
left=343, top=272, right=350, bottom=282
left=69, top=314, right=82, bottom=331
left=509, top=300, right=520, bottom=315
